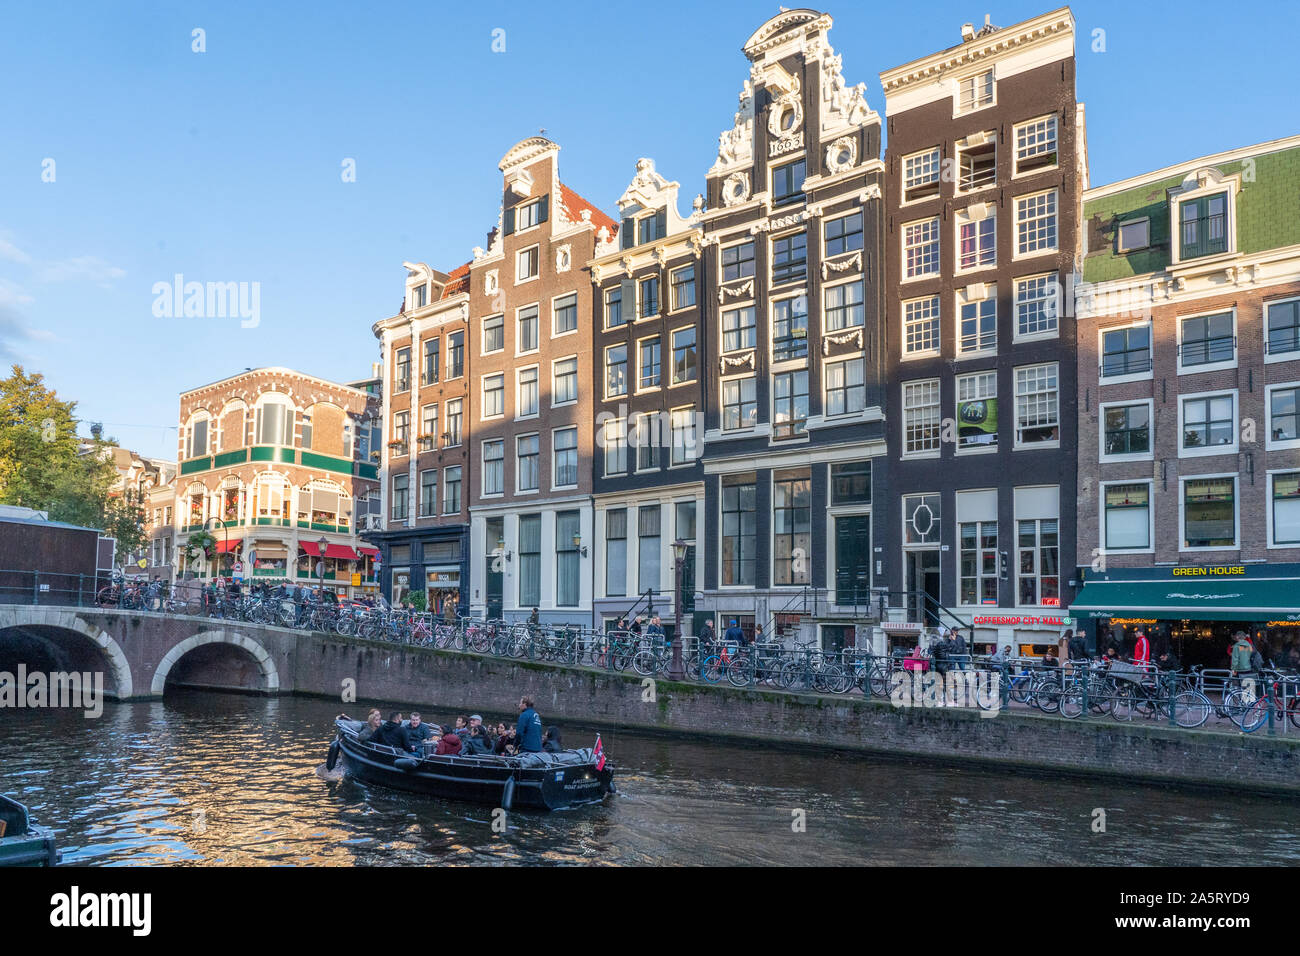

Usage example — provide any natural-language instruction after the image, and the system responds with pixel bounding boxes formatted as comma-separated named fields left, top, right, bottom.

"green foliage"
left=408, top=589, right=427, bottom=612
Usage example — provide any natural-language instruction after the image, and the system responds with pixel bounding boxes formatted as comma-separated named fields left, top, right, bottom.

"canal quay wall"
left=293, top=637, right=1300, bottom=795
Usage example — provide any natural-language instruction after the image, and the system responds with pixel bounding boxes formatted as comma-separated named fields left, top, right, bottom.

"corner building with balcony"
left=695, top=9, right=887, bottom=650
left=1070, top=135, right=1300, bottom=668
left=174, top=367, right=381, bottom=595
left=877, top=8, right=1085, bottom=653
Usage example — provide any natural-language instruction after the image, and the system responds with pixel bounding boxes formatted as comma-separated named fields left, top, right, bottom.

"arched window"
left=220, top=400, right=248, bottom=451
left=255, top=393, right=295, bottom=446
left=184, top=482, right=208, bottom=528
left=219, top=475, right=245, bottom=524
left=186, top=412, right=211, bottom=458
left=299, top=479, right=349, bottom=529
left=254, top=473, right=291, bottom=521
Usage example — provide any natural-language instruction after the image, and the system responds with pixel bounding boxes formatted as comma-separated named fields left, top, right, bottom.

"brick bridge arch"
left=150, top=629, right=281, bottom=696
left=0, top=606, right=135, bottom=699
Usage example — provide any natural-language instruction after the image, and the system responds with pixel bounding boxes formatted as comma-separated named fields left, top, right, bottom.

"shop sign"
left=1171, top=566, right=1245, bottom=577
left=972, top=615, right=1067, bottom=627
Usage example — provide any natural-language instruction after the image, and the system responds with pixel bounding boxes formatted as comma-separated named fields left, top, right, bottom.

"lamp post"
left=668, top=538, right=687, bottom=680
left=317, top=535, right=329, bottom=594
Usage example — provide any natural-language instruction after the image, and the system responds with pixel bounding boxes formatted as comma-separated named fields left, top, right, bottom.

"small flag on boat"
left=594, top=734, right=605, bottom=771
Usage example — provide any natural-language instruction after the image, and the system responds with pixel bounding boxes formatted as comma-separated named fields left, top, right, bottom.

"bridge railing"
left=0, top=569, right=110, bottom=608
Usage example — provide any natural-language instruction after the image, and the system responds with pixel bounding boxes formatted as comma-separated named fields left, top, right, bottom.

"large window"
left=824, top=212, right=863, bottom=257
left=958, top=292, right=997, bottom=354
left=1014, top=115, right=1057, bottom=175
left=722, top=306, right=756, bottom=352
left=554, top=428, right=578, bottom=487
left=603, top=417, right=627, bottom=476
left=256, top=398, right=294, bottom=446
left=1182, top=394, right=1234, bottom=451
left=672, top=327, right=697, bottom=384
left=1015, top=191, right=1057, bottom=256
left=443, top=466, right=461, bottom=514
left=831, top=461, right=871, bottom=505
left=447, top=331, right=464, bottom=378
left=553, top=358, right=578, bottom=405
left=187, top=416, right=209, bottom=458
left=772, top=158, right=806, bottom=206
left=553, top=293, right=578, bottom=335
left=772, top=231, right=807, bottom=284
left=605, top=286, right=624, bottom=329
left=482, top=440, right=504, bottom=496
left=638, top=505, right=661, bottom=594
left=959, top=210, right=996, bottom=270
left=391, top=474, right=408, bottom=521
left=1101, top=325, right=1152, bottom=378
left=957, top=136, right=996, bottom=192
left=422, top=338, right=440, bottom=385
left=773, top=370, right=808, bottom=440
left=517, top=366, right=539, bottom=418
left=722, top=241, right=755, bottom=282
left=605, top=345, right=628, bottom=398
left=773, top=471, right=811, bottom=586
left=826, top=358, right=866, bottom=417
left=516, top=434, right=539, bottom=492
left=960, top=522, right=998, bottom=606
left=556, top=511, right=581, bottom=607
left=1273, top=473, right=1300, bottom=546
left=518, top=515, right=541, bottom=607
left=904, top=218, right=940, bottom=278
left=1179, top=192, right=1228, bottom=260
left=721, top=476, right=756, bottom=587
left=637, top=209, right=667, bottom=245
left=635, top=413, right=661, bottom=471
left=903, top=296, right=940, bottom=356
left=1267, top=298, right=1300, bottom=358
left=639, top=337, right=661, bottom=390
left=394, top=349, right=411, bottom=392
left=638, top=277, right=659, bottom=318
left=772, top=297, right=808, bottom=361
left=670, top=406, right=698, bottom=465
left=517, top=245, right=539, bottom=281
left=445, top=399, right=462, bottom=446
left=391, top=410, right=409, bottom=454
left=605, top=509, right=627, bottom=597
left=1272, top=386, right=1299, bottom=443
left=483, top=313, right=504, bottom=353
left=956, top=371, right=997, bottom=449
left=903, top=380, right=941, bottom=454
left=1015, top=274, right=1058, bottom=338
left=482, top=374, right=505, bottom=419
left=419, top=469, right=438, bottom=517
left=517, top=305, right=539, bottom=353
left=1103, top=403, right=1151, bottom=457
left=1103, top=483, right=1151, bottom=551
left=1017, top=519, right=1059, bottom=607
left=903, top=148, right=941, bottom=203
left=959, top=69, right=994, bottom=113
left=1014, top=363, right=1059, bottom=445
left=722, top=377, right=757, bottom=431
left=1183, top=477, right=1236, bottom=548
left=419, top=404, right=437, bottom=451
left=825, top=280, right=864, bottom=331
left=1179, top=311, right=1235, bottom=369
left=671, top=265, right=695, bottom=310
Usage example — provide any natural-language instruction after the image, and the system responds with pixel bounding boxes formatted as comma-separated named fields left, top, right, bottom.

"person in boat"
left=468, top=714, right=484, bottom=734
left=452, top=715, right=470, bottom=736
left=405, top=712, right=435, bottom=748
left=493, top=722, right=516, bottom=756
left=373, top=711, right=417, bottom=752
left=516, top=696, right=543, bottom=753
left=356, top=709, right=383, bottom=743
left=542, top=727, right=563, bottom=753
left=464, top=724, right=494, bottom=755
left=434, top=731, right=462, bottom=756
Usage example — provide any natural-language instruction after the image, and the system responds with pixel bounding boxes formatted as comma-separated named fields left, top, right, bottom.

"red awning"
left=216, top=538, right=243, bottom=554
left=299, top=542, right=320, bottom=557
left=358, top=547, right=379, bottom=558
left=324, top=544, right=358, bottom=560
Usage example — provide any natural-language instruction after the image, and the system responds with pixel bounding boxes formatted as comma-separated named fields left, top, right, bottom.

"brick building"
left=173, top=367, right=380, bottom=596
left=1070, top=135, right=1300, bottom=667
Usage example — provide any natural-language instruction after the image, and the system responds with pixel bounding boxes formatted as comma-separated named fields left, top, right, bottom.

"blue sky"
left=1, top=0, right=1293, bottom=460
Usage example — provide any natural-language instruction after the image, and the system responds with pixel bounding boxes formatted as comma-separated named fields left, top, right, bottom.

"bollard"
left=1080, top=660, right=1090, bottom=720
left=1166, top=671, right=1176, bottom=727
left=1267, top=683, right=1276, bottom=737
left=1000, top=661, right=1010, bottom=710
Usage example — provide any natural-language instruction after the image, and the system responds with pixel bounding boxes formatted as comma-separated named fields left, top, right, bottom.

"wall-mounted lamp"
left=572, top=531, right=588, bottom=558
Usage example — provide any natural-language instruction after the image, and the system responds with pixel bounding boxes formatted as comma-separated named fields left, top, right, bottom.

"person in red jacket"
left=1132, top=629, right=1151, bottom=665
left=434, top=732, right=462, bottom=756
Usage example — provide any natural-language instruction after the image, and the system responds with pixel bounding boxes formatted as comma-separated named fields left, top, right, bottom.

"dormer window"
left=958, top=70, right=994, bottom=114
left=409, top=284, right=427, bottom=310
left=504, top=195, right=548, bottom=235
left=1179, top=192, right=1229, bottom=260
left=637, top=209, right=667, bottom=245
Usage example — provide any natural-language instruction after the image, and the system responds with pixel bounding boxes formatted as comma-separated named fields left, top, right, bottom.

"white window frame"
left=481, top=312, right=505, bottom=355
left=1267, top=469, right=1300, bottom=549
left=1176, top=306, right=1237, bottom=376
left=603, top=417, right=627, bottom=477
left=824, top=356, right=867, bottom=419
left=1265, top=380, right=1300, bottom=452
left=1013, top=362, right=1060, bottom=450
left=901, top=294, right=941, bottom=360
left=551, top=355, right=579, bottom=408
left=670, top=324, right=698, bottom=387
left=636, top=333, right=663, bottom=393
left=515, top=432, right=540, bottom=495
left=1177, top=388, right=1238, bottom=459
left=1264, top=295, right=1300, bottom=365
left=954, top=370, right=998, bottom=455
left=552, top=426, right=579, bottom=490
left=901, top=147, right=941, bottom=205
left=515, top=244, right=540, bottom=284
left=720, top=374, right=758, bottom=433
left=1099, top=479, right=1155, bottom=555
left=670, top=264, right=696, bottom=312
left=481, top=439, right=505, bottom=498
left=444, top=398, right=463, bottom=447
left=515, top=303, right=540, bottom=356
left=721, top=302, right=757, bottom=354
left=1012, top=114, right=1058, bottom=178
left=954, top=68, right=995, bottom=117
left=1098, top=398, right=1155, bottom=463
left=604, top=343, right=629, bottom=400
left=551, top=291, right=579, bottom=339
left=669, top=405, right=699, bottom=466
left=1116, top=217, right=1150, bottom=254
left=902, top=216, right=941, bottom=281
left=954, top=131, right=997, bottom=196
left=955, top=283, right=997, bottom=358
left=1097, top=320, right=1154, bottom=385
left=1013, top=273, right=1060, bottom=343
left=1169, top=174, right=1239, bottom=266
left=515, top=364, right=540, bottom=421
left=1178, top=472, right=1239, bottom=553
left=1013, top=189, right=1058, bottom=260
left=480, top=372, right=505, bottom=421
left=902, top=379, right=941, bottom=458
left=823, top=277, right=864, bottom=333
left=954, top=204, right=996, bottom=274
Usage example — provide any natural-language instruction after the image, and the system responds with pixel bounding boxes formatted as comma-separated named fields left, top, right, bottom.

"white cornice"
left=499, top=136, right=560, bottom=172
left=1084, top=134, right=1300, bottom=203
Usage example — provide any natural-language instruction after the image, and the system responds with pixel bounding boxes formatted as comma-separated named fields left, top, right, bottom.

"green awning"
left=1070, top=579, right=1300, bottom=623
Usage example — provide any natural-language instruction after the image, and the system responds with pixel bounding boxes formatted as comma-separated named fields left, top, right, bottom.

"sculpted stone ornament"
left=710, top=81, right=755, bottom=174
left=555, top=245, right=572, bottom=273
left=825, top=136, right=857, bottom=174
left=721, top=171, right=751, bottom=207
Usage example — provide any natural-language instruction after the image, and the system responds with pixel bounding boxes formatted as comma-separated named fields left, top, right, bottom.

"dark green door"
left=680, top=545, right=696, bottom=614
left=485, top=518, right=503, bottom=619
left=835, top=515, right=871, bottom=606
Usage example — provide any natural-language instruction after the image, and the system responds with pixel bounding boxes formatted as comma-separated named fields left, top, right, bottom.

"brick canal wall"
left=292, top=637, right=1300, bottom=794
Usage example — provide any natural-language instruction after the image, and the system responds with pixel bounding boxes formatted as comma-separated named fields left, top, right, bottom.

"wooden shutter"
left=504, top=206, right=516, bottom=236
left=621, top=278, right=636, bottom=316
left=621, top=217, right=635, bottom=250
left=654, top=209, right=666, bottom=239
left=537, top=194, right=549, bottom=224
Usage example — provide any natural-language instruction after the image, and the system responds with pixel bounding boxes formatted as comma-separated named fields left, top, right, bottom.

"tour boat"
left=0, top=795, right=61, bottom=867
left=326, top=719, right=615, bottom=811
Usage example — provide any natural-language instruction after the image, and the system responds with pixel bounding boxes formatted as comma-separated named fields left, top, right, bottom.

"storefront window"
left=773, top=470, right=811, bottom=586
left=518, top=515, right=541, bottom=607
left=1104, top=483, right=1151, bottom=550
left=960, top=521, right=998, bottom=605
left=1017, top=519, right=1058, bottom=606
left=1183, top=477, right=1236, bottom=548
left=1274, top=472, right=1300, bottom=546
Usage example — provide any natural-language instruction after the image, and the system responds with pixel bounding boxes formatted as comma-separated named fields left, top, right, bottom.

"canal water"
left=1, top=690, right=1296, bottom=866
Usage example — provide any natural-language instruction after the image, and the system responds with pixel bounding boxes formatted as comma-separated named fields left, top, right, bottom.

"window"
left=605, top=345, right=628, bottom=398
left=392, top=410, right=410, bottom=454
left=676, top=500, right=697, bottom=543
left=1117, top=219, right=1149, bottom=253
left=1102, top=403, right=1151, bottom=457
left=517, top=366, right=539, bottom=418
left=637, top=209, right=667, bottom=245
left=903, top=148, right=941, bottom=203
left=556, top=511, right=580, bottom=607
left=517, top=245, right=539, bottom=281
left=960, top=522, right=998, bottom=605
left=903, top=380, right=941, bottom=454
left=638, top=505, right=661, bottom=593
left=605, top=509, right=627, bottom=597
left=722, top=241, right=755, bottom=282
left=826, top=358, right=866, bottom=417
left=956, top=371, right=997, bottom=449
left=1014, top=364, right=1059, bottom=445
left=824, top=212, right=863, bottom=256
left=1101, top=325, right=1152, bottom=378
left=419, top=470, right=437, bottom=517
left=1272, top=473, right=1300, bottom=546
left=1267, top=298, right=1300, bottom=358
left=959, top=69, right=994, bottom=113
left=772, top=297, right=808, bottom=361
left=638, top=277, right=659, bottom=319
left=903, top=296, right=940, bottom=356
left=671, top=265, right=696, bottom=310
left=1103, top=483, right=1150, bottom=550
left=482, top=440, right=504, bottom=496
left=959, top=210, right=996, bottom=270
left=1179, top=192, right=1228, bottom=260
left=772, top=231, right=807, bottom=284
left=1183, top=477, right=1236, bottom=548
left=1181, top=394, right=1234, bottom=451
left=672, top=327, right=697, bottom=384
left=553, top=358, right=578, bottom=405
left=635, top=413, right=661, bottom=471
left=447, top=331, right=464, bottom=378
left=1015, top=274, right=1058, bottom=338
left=1179, top=311, right=1235, bottom=369
left=187, top=417, right=209, bottom=458
left=518, top=514, right=541, bottom=607
left=722, top=377, right=757, bottom=431
left=391, top=474, right=409, bottom=521
left=419, top=404, right=437, bottom=450
left=394, top=349, right=411, bottom=392
left=670, top=406, right=698, bottom=465
left=958, top=292, right=996, bottom=354
left=516, top=434, right=539, bottom=492
left=1271, top=386, right=1299, bottom=444
left=445, top=399, right=462, bottom=446
left=516, top=198, right=545, bottom=231
left=825, top=280, right=864, bottom=331
left=831, top=461, right=871, bottom=505
left=517, top=305, right=539, bottom=353
left=903, top=493, right=941, bottom=545
left=256, top=398, right=295, bottom=446
left=772, top=158, right=806, bottom=206
left=1015, top=191, right=1057, bottom=256
left=1014, top=115, right=1057, bottom=174
left=638, top=337, right=661, bottom=390
left=482, top=374, right=505, bottom=419
left=1017, top=519, right=1059, bottom=607
left=603, top=417, right=627, bottom=476
left=773, top=471, right=811, bottom=585
left=553, top=427, right=578, bottom=487
left=443, top=466, right=461, bottom=514
left=483, top=314, right=504, bottom=353
left=548, top=293, right=576, bottom=336
left=421, top=338, right=440, bottom=385
left=904, top=218, right=941, bottom=278
left=410, top=284, right=427, bottom=310
left=721, top=476, right=756, bottom=587
left=722, top=306, right=756, bottom=352
left=773, top=370, right=809, bottom=440
left=605, top=286, right=624, bottom=329
left=957, top=135, right=996, bottom=192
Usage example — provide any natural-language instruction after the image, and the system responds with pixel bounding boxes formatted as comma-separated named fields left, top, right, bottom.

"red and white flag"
left=594, top=734, right=605, bottom=771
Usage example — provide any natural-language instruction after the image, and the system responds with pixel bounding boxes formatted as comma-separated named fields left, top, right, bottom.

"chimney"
left=961, top=22, right=975, bottom=40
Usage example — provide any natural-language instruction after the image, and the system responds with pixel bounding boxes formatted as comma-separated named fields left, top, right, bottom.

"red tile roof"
left=439, top=261, right=472, bottom=299
left=559, top=183, right=618, bottom=238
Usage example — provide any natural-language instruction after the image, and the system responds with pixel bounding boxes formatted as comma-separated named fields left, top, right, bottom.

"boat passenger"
left=516, top=697, right=544, bottom=753
left=468, top=714, right=484, bottom=734
left=434, top=733, right=462, bottom=756
left=452, top=715, right=470, bottom=736
left=373, top=711, right=416, bottom=752
left=542, top=727, right=563, bottom=753
left=493, top=723, right=516, bottom=756
left=464, top=725, right=494, bottom=755
left=405, top=713, right=435, bottom=748
left=356, top=709, right=383, bottom=743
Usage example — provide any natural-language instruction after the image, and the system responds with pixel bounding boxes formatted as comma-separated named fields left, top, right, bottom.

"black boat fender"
left=326, top=739, right=341, bottom=772
left=501, top=775, right=516, bottom=811
left=394, top=757, right=420, bottom=771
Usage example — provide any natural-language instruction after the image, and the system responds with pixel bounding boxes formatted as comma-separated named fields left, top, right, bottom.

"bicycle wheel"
left=1112, top=683, right=1137, bottom=721
left=1172, top=691, right=1211, bottom=729
left=1009, top=674, right=1034, bottom=704
left=702, top=655, right=724, bottom=684
left=726, top=658, right=752, bottom=687
left=819, top=665, right=850, bottom=695
left=868, top=665, right=893, bottom=699
left=632, top=649, right=658, bottom=676
left=1240, top=696, right=1270, bottom=734
left=1033, top=676, right=1061, bottom=714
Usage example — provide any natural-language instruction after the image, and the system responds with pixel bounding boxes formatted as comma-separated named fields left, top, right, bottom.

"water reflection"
left=0, top=690, right=1296, bottom=866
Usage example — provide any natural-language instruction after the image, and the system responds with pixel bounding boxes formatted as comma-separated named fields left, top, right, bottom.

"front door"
left=835, top=515, right=872, bottom=606
left=906, top=549, right=941, bottom=624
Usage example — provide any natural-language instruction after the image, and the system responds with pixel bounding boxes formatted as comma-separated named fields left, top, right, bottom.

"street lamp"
left=668, top=538, right=688, bottom=680
left=571, top=530, right=588, bottom=558
left=317, top=535, right=329, bottom=593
